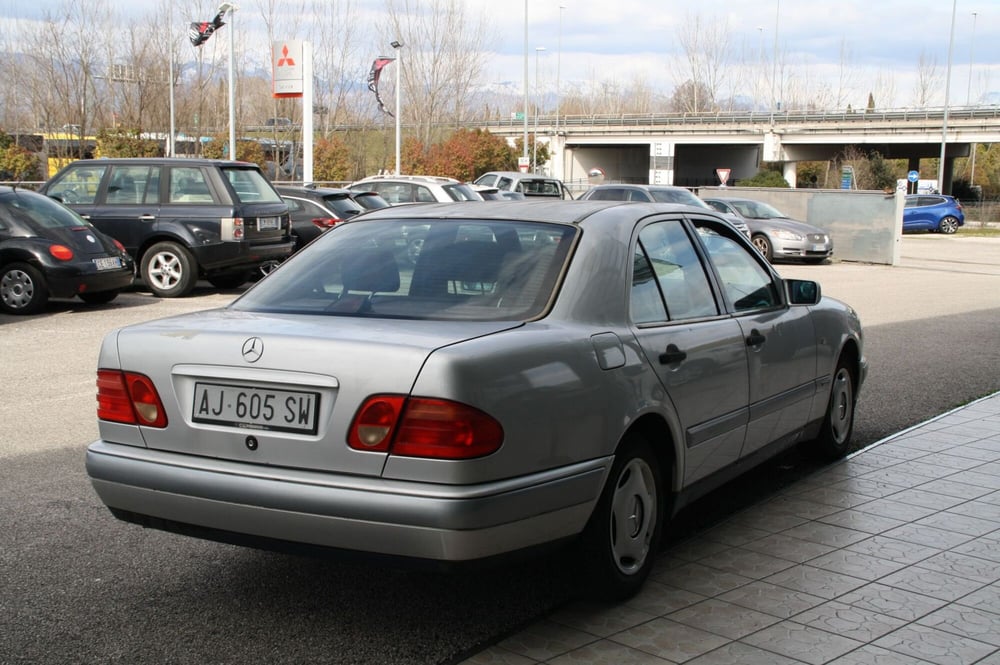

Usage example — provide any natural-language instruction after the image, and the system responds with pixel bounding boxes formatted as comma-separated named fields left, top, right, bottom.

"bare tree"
left=912, top=51, right=942, bottom=107
left=382, top=0, right=495, bottom=147
left=671, top=11, right=731, bottom=113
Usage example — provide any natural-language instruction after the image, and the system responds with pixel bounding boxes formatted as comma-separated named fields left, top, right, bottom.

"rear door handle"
left=746, top=329, right=766, bottom=346
left=658, top=343, right=687, bottom=364
left=139, top=214, right=156, bottom=221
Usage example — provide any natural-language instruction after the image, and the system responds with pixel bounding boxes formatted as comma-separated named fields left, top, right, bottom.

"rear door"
left=629, top=217, right=749, bottom=485
left=92, top=163, right=161, bottom=256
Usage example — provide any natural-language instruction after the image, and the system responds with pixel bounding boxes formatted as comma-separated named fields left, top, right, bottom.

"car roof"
left=57, top=158, right=260, bottom=167
left=481, top=171, right=560, bottom=179
left=275, top=185, right=354, bottom=195
left=352, top=174, right=462, bottom=184
left=350, top=199, right=713, bottom=225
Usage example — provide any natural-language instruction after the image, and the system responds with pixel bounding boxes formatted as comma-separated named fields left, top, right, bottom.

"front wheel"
left=813, top=357, right=857, bottom=460
left=140, top=241, right=197, bottom=298
left=751, top=234, right=773, bottom=262
left=0, top=263, right=49, bottom=315
left=938, top=216, right=960, bottom=234
left=580, top=434, right=663, bottom=601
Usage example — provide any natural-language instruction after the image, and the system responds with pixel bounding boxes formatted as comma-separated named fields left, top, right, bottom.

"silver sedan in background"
left=703, top=197, right=834, bottom=263
left=85, top=200, right=865, bottom=601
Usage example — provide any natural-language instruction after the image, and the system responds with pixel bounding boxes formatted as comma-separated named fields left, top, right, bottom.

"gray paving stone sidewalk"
left=464, top=391, right=1000, bottom=665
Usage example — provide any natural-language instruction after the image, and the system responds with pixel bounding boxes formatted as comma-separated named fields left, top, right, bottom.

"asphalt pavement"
left=1, top=235, right=998, bottom=664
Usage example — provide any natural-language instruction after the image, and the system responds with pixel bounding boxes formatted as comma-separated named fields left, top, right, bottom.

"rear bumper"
left=191, top=240, right=295, bottom=273
left=86, top=440, right=608, bottom=561
left=45, top=265, right=134, bottom=299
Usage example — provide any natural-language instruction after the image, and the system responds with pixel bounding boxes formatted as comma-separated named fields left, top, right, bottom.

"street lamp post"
left=556, top=6, right=564, bottom=135
left=533, top=46, right=545, bottom=171
left=967, top=11, right=979, bottom=189
left=391, top=40, right=403, bottom=175
left=224, top=3, right=236, bottom=160
left=937, top=0, right=958, bottom=195
left=522, top=0, right=529, bottom=165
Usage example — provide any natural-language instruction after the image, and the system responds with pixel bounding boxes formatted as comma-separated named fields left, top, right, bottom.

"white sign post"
left=272, top=40, right=312, bottom=182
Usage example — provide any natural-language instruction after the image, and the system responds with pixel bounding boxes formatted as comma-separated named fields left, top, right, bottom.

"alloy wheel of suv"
left=141, top=241, right=197, bottom=298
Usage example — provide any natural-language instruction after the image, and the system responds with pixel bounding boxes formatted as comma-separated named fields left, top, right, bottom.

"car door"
left=629, top=217, right=750, bottom=485
left=693, top=217, right=818, bottom=457
left=94, top=164, right=161, bottom=256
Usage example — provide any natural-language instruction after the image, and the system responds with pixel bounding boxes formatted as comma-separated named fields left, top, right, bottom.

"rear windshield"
left=0, top=191, right=90, bottom=231
left=516, top=179, right=563, bottom=196
left=223, top=167, right=283, bottom=204
left=441, top=183, right=484, bottom=201
left=649, top=188, right=709, bottom=208
left=232, top=218, right=576, bottom=321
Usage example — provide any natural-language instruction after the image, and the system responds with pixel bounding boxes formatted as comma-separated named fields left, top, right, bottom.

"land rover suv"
left=40, top=158, right=294, bottom=297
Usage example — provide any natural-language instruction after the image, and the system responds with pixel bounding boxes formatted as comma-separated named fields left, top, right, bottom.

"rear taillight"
left=348, top=395, right=503, bottom=459
left=311, top=217, right=343, bottom=230
left=48, top=244, right=74, bottom=261
left=112, top=238, right=126, bottom=253
left=97, top=369, right=168, bottom=428
left=221, top=217, right=245, bottom=241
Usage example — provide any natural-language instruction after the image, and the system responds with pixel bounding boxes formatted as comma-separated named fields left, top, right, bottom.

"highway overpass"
left=484, top=106, right=1000, bottom=194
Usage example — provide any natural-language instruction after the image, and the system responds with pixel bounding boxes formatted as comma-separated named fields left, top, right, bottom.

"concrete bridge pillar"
left=783, top=162, right=798, bottom=188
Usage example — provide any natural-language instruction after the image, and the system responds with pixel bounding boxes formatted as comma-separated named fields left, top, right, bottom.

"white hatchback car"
left=348, top=175, right=483, bottom=204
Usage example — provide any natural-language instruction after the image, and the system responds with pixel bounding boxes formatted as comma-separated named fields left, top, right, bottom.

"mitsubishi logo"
left=241, top=337, right=263, bottom=363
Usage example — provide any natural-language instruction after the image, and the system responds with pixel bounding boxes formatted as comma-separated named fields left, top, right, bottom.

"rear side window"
left=169, top=167, right=214, bottom=204
left=223, top=167, right=283, bottom=204
left=107, top=165, right=160, bottom=204
left=232, top=218, right=576, bottom=321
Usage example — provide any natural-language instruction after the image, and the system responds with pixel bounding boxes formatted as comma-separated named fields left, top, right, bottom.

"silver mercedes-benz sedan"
left=86, top=200, right=866, bottom=600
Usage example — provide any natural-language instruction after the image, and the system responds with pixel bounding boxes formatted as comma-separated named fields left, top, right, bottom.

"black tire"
left=751, top=234, right=773, bottom=262
left=78, top=290, right=119, bottom=305
left=938, top=216, right=960, bottom=234
left=0, top=262, right=49, bottom=315
left=812, top=356, right=857, bottom=460
left=208, top=272, right=248, bottom=290
left=140, top=241, right=197, bottom=298
left=580, top=433, right=663, bottom=601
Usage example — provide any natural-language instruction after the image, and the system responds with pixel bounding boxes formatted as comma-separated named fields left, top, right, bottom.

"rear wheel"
left=580, top=433, right=663, bottom=601
left=78, top=290, right=119, bottom=305
left=813, top=356, right=857, bottom=460
left=751, top=234, right=773, bottom=262
left=141, top=241, right=197, bottom=298
left=0, top=263, right=49, bottom=315
left=938, top=216, right=960, bottom=234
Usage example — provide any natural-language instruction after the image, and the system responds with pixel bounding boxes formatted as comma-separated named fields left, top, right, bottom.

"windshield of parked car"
left=232, top=218, right=576, bottom=321
left=441, top=183, right=485, bottom=201
left=649, top=188, right=711, bottom=208
left=223, top=167, right=284, bottom=204
left=730, top=200, right=786, bottom=219
left=0, top=191, right=91, bottom=231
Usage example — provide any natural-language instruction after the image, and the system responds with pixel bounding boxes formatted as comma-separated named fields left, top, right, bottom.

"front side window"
left=47, top=164, right=107, bottom=205
left=695, top=221, right=779, bottom=311
left=232, top=218, right=576, bottom=321
left=634, top=221, right=719, bottom=321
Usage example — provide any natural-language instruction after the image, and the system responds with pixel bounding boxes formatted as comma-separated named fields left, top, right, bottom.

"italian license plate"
left=192, top=382, right=319, bottom=434
left=810, top=244, right=827, bottom=252
left=257, top=217, right=280, bottom=230
left=93, top=256, right=122, bottom=271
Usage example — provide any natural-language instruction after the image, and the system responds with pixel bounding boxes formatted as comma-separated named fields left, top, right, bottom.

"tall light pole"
left=168, top=9, right=176, bottom=157
left=937, top=0, right=958, bottom=195
left=533, top=47, right=545, bottom=171
left=770, top=0, right=779, bottom=121
left=968, top=11, right=979, bottom=189
left=391, top=40, right=403, bottom=175
left=556, top=5, right=565, bottom=135
left=522, top=0, right=529, bottom=165
left=224, top=3, right=236, bottom=161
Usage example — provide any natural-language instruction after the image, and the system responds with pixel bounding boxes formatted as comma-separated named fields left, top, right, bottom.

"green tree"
left=0, top=143, right=41, bottom=180
left=737, top=169, right=789, bottom=188
left=95, top=128, right=162, bottom=158
left=201, top=135, right=267, bottom=169
left=313, top=136, right=352, bottom=182
left=425, top=128, right=516, bottom=180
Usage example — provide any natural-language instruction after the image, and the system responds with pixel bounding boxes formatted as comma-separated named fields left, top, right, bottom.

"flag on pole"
left=367, top=57, right=395, bottom=116
left=189, top=9, right=227, bottom=47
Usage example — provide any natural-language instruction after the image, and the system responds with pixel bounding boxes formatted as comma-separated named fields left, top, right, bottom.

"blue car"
left=903, top=194, right=965, bottom=234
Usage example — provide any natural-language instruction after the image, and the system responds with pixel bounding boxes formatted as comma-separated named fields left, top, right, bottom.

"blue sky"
left=4, top=0, right=997, bottom=108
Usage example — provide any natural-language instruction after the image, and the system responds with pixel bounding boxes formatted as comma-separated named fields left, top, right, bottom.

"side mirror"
left=786, top=278, right=821, bottom=305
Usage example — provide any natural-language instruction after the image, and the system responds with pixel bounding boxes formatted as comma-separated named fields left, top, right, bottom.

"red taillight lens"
left=49, top=244, right=74, bottom=261
left=311, top=217, right=342, bottom=229
left=348, top=395, right=503, bottom=459
left=112, top=238, right=126, bottom=253
left=96, top=369, right=168, bottom=428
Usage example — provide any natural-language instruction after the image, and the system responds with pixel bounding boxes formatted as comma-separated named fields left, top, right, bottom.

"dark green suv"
left=39, top=158, right=294, bottom=297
